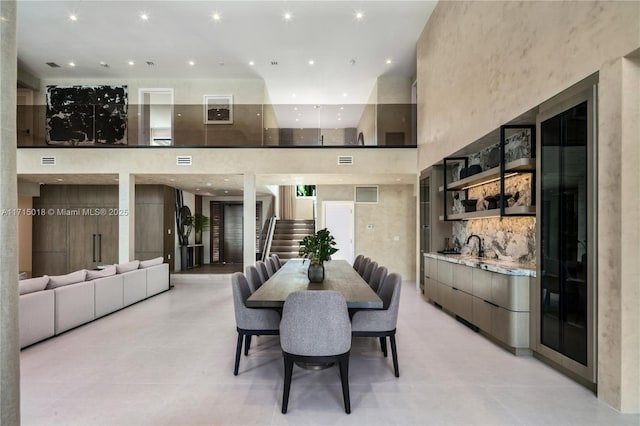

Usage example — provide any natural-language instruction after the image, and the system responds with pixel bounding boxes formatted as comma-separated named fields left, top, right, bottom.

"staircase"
left=269, top=219, right=315, bottom=261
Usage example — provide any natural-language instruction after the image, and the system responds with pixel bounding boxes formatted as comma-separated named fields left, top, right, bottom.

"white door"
left=323, top=201, right=355, bottom=264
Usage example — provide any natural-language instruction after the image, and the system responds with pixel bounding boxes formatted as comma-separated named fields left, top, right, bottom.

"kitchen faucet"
left=466, top=234, right=484, bottom=257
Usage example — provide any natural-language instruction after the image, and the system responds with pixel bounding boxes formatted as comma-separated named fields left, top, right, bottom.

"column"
left=118, top=173, right=135, bottom=263
left=0, top=1, right=21, bottom=423
left=243, top=173, right=256, bottom=268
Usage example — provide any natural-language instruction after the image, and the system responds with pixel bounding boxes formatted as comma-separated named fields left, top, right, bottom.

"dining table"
left=246, top=258, right=383, bottom=309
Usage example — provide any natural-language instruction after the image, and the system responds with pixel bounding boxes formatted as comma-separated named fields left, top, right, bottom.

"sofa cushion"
left=139, top=257, right=164, bottom=269
left=86, top=265, right=116, bottom=280
left=19, top=276, right=49, bottom=295
left=46, top=270, right=87, bottom=289
left=116, top=260, right=140, bottom=274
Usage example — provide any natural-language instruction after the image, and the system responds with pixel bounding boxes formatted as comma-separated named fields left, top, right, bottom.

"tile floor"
left=20, top=274, right=639, bottom=425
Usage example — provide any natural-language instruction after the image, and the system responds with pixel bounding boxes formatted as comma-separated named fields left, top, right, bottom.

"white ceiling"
left=16, top=0, right=436, bottom=128
left=16, top=1, right=432, bottom=194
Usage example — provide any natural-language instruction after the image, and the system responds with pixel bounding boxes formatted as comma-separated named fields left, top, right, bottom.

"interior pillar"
left=243, top=173, right=256, bottom=268
left=0, top=1, right=21, bottom=423
left=118, top=173, right=135, bottom=263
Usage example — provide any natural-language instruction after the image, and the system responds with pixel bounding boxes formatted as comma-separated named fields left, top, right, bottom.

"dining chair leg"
left=244, top=335, right=252, bottom=356
left=282, top=356, right=294, bottom=414
left=234, top=332, right=244, bottom=376
left=379, top=336, right=388, bottom=357
left=338, top=356, right=351, bottom=414
left=390, top=333, right=399, bottom=378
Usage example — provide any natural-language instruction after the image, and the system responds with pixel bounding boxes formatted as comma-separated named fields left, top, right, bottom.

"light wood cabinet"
left=452, top=287, right=473, bottom=322
left=452, top=263, right=472, bottom=293
left=472, top=268, right=493, bottom=301
left=437, top=260, right=452, bottom=286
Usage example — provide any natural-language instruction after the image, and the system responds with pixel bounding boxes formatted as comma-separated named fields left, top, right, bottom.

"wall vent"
left=355, top=185, right=379, bottom=204
left=337, top=155, right=354, bottom=165
left=40, top=156, right=56, bottom=166
left=176, top=156, right=192, bottom=166
left=45, top=62, right=61, bottom=68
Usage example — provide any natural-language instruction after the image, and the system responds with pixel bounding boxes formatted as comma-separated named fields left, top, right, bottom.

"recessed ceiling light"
left=340, top=106, right=344, bottom=110
left=355, top=11, right=365, bottom=21
left=283, top=11, right=293, bottom=21
left=338, top=117, right=342, bottom=121
left=343, top=92, right=348, bottom=97
left=308, top=59, right=314, bottom=65
left=169, top=178, right=175, bottom=182
left=207, top=182, right=212, bottom=186
left=292, top=93, right=297, bottom=98
left=140, top=13, right=149, bottom=21
left=295, top=118, right=299, bottom=122
left=223, top=178, right=229, bottom=182
left=211, top=11, right=221, bottom=22
left=114, top=178, right=119, bottom=181
left=188, top=60, right=195, bottom=66
left=386, top=58, right=392, bottom=65
left=69, top=14, right=78, bottom=21
left=56, top=178, right=63, bottom=182
left=196, top=188, right=200, bottom=191
left=128, top=60, right=135, bottom=66
left=249, top=60, right=255, bottom=66
left=68, top=62, right=76, bottom=67
left=293, top=107, right=298, bottom=111
left=224, top=190, right=229, bottom=194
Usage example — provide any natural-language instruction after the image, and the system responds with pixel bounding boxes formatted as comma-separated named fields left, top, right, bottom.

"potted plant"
left=193, top=213, right=210, bottom=244
left=298, top=228, right=339, bottom=283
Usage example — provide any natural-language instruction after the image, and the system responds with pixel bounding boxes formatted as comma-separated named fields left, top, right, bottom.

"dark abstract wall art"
left=46, top=85, right=128, bottom=145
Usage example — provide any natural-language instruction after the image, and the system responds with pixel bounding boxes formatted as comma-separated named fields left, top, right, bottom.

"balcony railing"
left=16, top=103, right=417, bottom=148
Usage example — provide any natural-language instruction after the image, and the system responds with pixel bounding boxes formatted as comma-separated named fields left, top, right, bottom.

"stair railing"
left=261, top=215, right=278, bottom=262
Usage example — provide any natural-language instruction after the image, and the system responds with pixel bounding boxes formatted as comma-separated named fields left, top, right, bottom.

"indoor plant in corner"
left=298, top=228, right=339, bottom=283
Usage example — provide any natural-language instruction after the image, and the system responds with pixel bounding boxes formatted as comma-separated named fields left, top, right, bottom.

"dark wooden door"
left=223, top=204, right=243, bottom=263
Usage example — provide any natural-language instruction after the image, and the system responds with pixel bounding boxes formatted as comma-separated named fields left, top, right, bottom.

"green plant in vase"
left=193, top=213, right=210, bottom=244
left=298, top=228, right=339, bottom=283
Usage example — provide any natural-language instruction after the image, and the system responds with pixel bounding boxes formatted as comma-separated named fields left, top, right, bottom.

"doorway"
left=210, top=201, right=262, bottom=264
left=322, top=201, right=355, bottom=264
left=138, top=88, right=174, bottom=146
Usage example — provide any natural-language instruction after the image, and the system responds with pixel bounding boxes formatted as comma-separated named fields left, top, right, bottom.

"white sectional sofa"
left=18, top=258, right=169, bottom=348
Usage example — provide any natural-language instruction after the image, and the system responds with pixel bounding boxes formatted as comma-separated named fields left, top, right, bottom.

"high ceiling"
left=16, top=0, right=436, bottom=126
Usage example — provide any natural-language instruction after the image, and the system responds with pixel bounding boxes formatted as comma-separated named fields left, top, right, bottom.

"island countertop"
left=424, top=252, right=536, bottom=277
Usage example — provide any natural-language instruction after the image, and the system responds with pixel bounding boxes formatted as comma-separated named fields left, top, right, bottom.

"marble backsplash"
left=452, top=217, right=536, bottom=265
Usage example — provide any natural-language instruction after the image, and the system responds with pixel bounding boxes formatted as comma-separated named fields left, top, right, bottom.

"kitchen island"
left=423, top=252, right=535, bottom=355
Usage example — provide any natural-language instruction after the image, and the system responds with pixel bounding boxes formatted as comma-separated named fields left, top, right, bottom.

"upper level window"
left=296, top=185, right=316, bottom=198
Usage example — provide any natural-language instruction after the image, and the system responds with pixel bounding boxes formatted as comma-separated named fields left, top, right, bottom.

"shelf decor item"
left=298, top=228, right=339, bottom=283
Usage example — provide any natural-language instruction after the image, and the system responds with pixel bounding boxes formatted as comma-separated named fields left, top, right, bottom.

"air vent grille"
left=337, top=155, right=354, bottom=165
left=40, top=156, right=56, bottom=166
left=176, top=156, right=192, bottom=166
left=46, top=62, right=61, bottom=68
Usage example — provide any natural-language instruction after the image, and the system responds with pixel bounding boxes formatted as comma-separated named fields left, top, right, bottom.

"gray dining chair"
left=231, top=272, right=280, bottom=376
left=362, top=260, right=377, bottom=283
left=369, top=266, right=388, bottom=294
left=357, top=257, right=371, bottom=277
left=271, top=253, right=283, bottom=269
left=245, top=265, right=264, bottom=293
left=266, top=257, right=278, bottom=276
left=280, top=291, right=352, bottom=414
left=351, top=273, right=402, bottom=377
left=352, top=254, right=364, bottom=271
left=255, top=261, right=270, bottom=283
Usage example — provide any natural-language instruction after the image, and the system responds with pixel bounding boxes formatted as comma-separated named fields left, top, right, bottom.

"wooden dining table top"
left=246, top=259, right=383, bottom=309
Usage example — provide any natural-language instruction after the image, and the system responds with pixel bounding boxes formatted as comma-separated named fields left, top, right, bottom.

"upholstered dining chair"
left=255, top=261, right=270, bottom=283
left=351, top=273, right=402, bottom=377
left=369, top=266, right=388, bottom=294
left=352, top=254, right=364, bottom=271
left=357, top=257, right=371, bottom=277
left=271, top=253, right=283, bottom=269
left=362, top=261, right=378, bottom=283
left=280, top=291, right=352, bottom=414
left=231, top=272, right=280, bottom=376
left=245, top=265, right=264, bottom=293
left=266, top=257, right=278, bottom=276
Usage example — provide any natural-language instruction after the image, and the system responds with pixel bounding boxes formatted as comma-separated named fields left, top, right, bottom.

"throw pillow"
left=86, top=265, right=117, bottom=280
left=19, top=276, right=49, bottom=295
left=18, top=272, right=28, bottom=280
left=139, top=257, right=164, bottom=269
left=46, top=270, right=87, bottom=289
left=116, top=260, right=140, bottom=274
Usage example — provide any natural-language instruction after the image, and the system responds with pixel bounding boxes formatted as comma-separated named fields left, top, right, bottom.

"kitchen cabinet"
left=424, top=254, right=532, bottom=354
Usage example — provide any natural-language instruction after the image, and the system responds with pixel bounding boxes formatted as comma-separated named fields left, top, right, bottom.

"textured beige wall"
left=316, top=184, right=416, bottom=280
left=416, top=0, right=640, bottom=411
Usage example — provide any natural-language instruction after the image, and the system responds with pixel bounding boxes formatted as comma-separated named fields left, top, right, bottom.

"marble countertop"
left=424, top=252, right=536, bottom=277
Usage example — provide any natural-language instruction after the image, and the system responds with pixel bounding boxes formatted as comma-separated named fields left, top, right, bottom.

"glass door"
left=538, top=82, right=596, bottom=383
left=419, top=172, right=431, bottom=291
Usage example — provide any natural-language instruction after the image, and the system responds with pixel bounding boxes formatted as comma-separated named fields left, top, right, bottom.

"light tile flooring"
left=21, top=274, right=639, bottom=425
